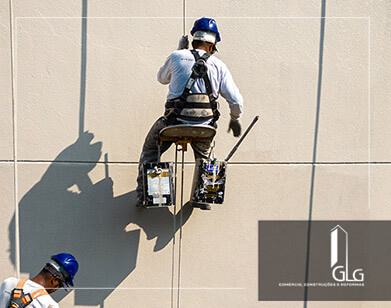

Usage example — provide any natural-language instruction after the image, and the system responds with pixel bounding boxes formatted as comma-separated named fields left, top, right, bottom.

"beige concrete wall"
left=1, top=0, right=390, bottom=307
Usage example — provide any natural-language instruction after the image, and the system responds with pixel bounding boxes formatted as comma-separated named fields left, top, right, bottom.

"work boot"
left=200, top=204, right=211, bottom=210
left=136, top=196, right=146, bottom=209
left=191, top=201, right=211, bottom=210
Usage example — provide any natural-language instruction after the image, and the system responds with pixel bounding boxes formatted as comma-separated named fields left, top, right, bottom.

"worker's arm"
left=218, top=64, right=244, bottom=122
left=0, top=279, right=13, bottom=308
left=157, top=54, right=173, bottom=85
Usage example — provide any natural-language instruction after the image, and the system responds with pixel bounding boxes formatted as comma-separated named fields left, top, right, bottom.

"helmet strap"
left=211, top=44, right=218, bottom=54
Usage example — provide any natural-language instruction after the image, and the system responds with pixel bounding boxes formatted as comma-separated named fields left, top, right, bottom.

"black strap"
left=165, top=99, right=218, bottom=110
left=176, top=115, right=215, bottom=122
left=181, top=50, right=214, bottom=102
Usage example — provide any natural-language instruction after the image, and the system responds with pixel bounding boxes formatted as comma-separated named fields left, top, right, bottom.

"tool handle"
left=224, top=116, right=259, bottom=162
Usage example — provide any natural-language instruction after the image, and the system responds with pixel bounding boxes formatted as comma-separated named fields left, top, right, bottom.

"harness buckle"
left=193, top=59, right=207, bottom=78
left=21, top=294, right=32, bottom=305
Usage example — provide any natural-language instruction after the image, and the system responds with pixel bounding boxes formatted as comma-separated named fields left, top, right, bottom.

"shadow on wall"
left=8, top=132, right=193, bottom=306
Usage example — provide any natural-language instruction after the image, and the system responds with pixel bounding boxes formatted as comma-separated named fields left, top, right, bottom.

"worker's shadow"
left=8, top=131, right=193, bottom=306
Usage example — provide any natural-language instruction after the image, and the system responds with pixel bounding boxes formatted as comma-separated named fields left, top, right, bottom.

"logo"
left=206, top=164, right=218, bottom=173
left=330, top=225, right=364, bottom=282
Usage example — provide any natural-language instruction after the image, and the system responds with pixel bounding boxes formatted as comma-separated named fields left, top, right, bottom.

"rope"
left=182, top=0, right=186, bottom=35
left=8, top=0, right=20, bottom=279
left=79, top=0, right=88, bottom=137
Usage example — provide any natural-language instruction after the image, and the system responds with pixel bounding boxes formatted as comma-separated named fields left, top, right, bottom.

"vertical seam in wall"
left=179, top=4, right=187, bottom=308
left=79, top=0, right=88, bottom=137
left=304, top=1, right=326, bottom=306
left=367, top=17, right=371, bottom=210
left=9, top=0, right=20, bottom=279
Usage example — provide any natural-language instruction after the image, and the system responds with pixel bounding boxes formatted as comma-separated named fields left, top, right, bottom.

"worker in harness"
left=0, top=253, right=79, bottom=308
left=136, top=17, right=243, bottom=209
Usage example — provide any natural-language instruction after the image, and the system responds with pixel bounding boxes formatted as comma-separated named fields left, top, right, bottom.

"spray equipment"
left=142, top=162, right=175, bottom=208
left=191, top=116, right=259, bottom=205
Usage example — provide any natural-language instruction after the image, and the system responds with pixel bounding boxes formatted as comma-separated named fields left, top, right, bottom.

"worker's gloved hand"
left=177, top=35, right=189, bottom=50
left=228, top=119, right=241, bottom=137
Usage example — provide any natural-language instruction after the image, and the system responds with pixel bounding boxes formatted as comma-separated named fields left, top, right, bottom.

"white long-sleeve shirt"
left=157, top=49, right=243, bottom=121
left=0, top=278, right=59, bottom=308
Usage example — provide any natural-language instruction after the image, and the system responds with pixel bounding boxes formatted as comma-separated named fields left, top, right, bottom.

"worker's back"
left=158, top=49, right=243, bottom=108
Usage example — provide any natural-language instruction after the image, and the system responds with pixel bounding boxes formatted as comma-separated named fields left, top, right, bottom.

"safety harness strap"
left=164, top=49, right=220, bottom=124
left=7, top=280, right=49, bottom=308
left=16, top=280, right=27, bottom=289
left=182, top=50, right=214, bottom=102
left=30, top=289, right=49, bottom=299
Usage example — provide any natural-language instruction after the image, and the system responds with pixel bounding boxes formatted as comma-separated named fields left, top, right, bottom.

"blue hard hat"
left=51, top=253, right=79, bottom=288
left=190, top=17, right=221, bottom=42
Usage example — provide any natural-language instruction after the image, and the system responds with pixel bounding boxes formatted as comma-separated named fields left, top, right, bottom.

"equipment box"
left=142, top=162, right=174, bottom=207
left=191, top=158, right=227, bottom=205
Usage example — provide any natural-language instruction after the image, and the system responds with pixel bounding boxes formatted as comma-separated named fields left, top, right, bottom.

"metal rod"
left=171, top=144, right=178, bottom=308
left=174, top=144, right=178, bottom=210
left=180, top=150, right=184, bottom=220
left=224, top=115, right=259, bottom=162
left=177, top=149, right=185, bottom=308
